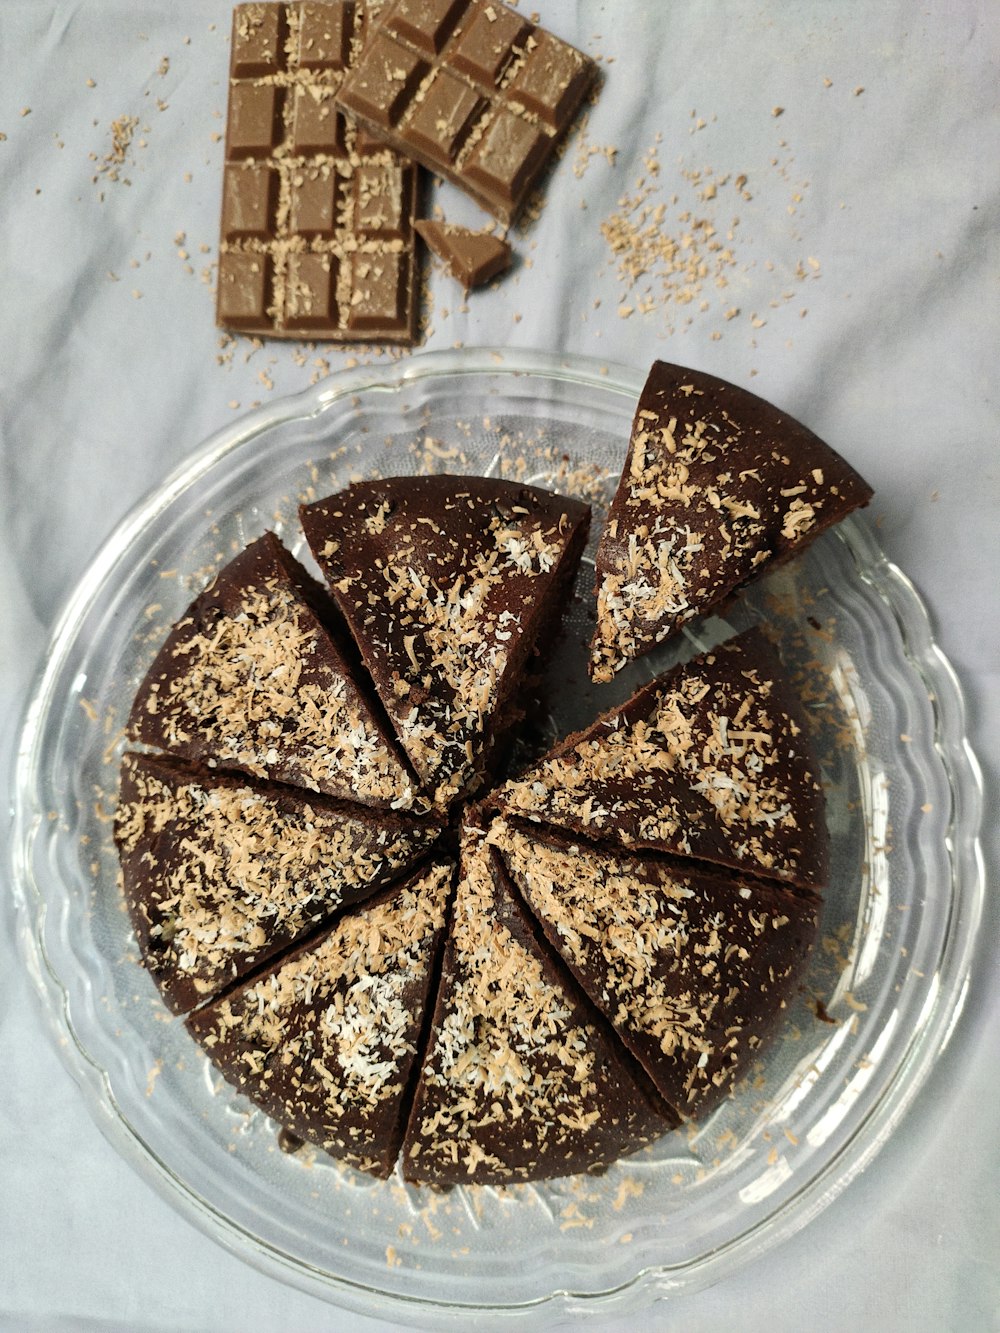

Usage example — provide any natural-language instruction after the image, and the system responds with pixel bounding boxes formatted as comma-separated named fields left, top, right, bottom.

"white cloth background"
left=1, top=1, right=998, bottom=1328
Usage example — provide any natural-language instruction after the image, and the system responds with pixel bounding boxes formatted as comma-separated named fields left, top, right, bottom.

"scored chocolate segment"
left=384, top=0, right=466, bottom=55
left=450, top=5, right=528, bottom=85
left=289, top=86, right=344, bottom=154
left=288, top=165, right=341, bottom=235
left=343, top=31, right=430, bottom=128
left=296, top=0, right=353, bottom=69
left=217, top=252, right=273, bottom=328
left=405, top=69, right=483, bottom=161
left=336, top=0, right=598, bottom=224
left=232, top=2, right=287, bottom=75
left=228, top=83, right=285, bottom=158
left=222, top=163, right=279, bottom=238
left=217, top=1, right=422, bottom=343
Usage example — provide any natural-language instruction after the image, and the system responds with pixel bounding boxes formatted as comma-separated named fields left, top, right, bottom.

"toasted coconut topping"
left=590, top=362, right=873, bottom=681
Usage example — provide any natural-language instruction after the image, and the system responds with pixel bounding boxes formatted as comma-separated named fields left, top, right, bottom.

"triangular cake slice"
left=401, top=824, right=675, bottom=1186
left=115, top=751, right=441, bottom=1014
left=128, top=532, right=417, bottom=810
left=590, top=361, right=873, bottom=681
left=494, top=628, right=828, bottom=890
left=491, top=820, right=819, bottom=1117
left=415, top=221, right=512, bottom=290
left=301, top=476, right=590, bottom=807
left=186, top=860, right=453, bottom=1178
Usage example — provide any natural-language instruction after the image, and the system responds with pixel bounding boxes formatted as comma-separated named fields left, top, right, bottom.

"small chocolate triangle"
left=415, top=220, right=512, bottom=289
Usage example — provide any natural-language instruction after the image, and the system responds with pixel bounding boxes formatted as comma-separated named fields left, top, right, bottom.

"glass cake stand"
left=6, top=348, right=984, bottom=1324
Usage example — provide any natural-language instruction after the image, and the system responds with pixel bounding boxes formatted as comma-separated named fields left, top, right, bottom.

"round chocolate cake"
left=116, top=365, right=871, bottom=1187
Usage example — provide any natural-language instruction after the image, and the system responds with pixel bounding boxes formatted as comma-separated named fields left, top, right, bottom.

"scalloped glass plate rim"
left=6, top=346, right=985, bottom=1323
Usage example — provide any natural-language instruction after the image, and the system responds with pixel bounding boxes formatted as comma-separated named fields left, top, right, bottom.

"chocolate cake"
left=187, top=860, right=453, bottom=1178
left=300, top=475, right=590, bottom=806
left=491, top=820, right=820, bottom=1116
left=400, top=825, right=676, bottom=1185
left=122, top=377, right=849, bottom=1185
left=115, top=751, right=440, bottom=1014
left=589, top=361, right=874, bottom=682
left=128, top=532, right=417, bottom=811
left=494, top=628, right=828, bottom=891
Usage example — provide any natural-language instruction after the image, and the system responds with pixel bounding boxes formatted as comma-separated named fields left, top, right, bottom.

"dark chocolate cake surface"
left=187, top=860, right=453, bottom=1178
left=491, top=820, right=819, bottom=1116
left=401, top=826, right=675, bottom=1186
left=494, top=628, right=829, bottom=891
left=115, top=750, right=440, bottom=1014
left=128, top=532, right=417, bottom=811
left=300, top=475, right=590, bottom=807
left=590, top=361, right=873, bottom=682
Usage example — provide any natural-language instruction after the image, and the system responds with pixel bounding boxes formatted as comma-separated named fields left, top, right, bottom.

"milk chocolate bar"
left=336, top=0, right=597, bottom=225
left=217, top=2, right=422, bottom=342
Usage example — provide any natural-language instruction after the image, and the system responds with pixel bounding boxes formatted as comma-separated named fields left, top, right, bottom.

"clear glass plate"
left=6, top=348, right=984, bottom=1323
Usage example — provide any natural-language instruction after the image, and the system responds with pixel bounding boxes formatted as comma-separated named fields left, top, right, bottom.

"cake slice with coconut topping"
left=493, top=628, right=829, bottom=892
left=186, top=859, right=453, bottom=1179
left=115, top=751, right=442, bottom=1014
left=401, top=822, right=675, bottom=1186
left=590, top=361, right=873, bottom=682
left=128, top=532, right=418, bottom=810
left=301, top=475, right=590, bottom=808
left=491, top=820, right=819, bottom=1117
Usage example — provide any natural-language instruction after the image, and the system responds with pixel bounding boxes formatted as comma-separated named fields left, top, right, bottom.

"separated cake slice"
left=401, top=824, right=675, bottom=1186
left=494, top=628, right=828, bottom=891
left=115, top=751, right=441, bottom=1014
left=491, top=820, right=819, bottom=1117
left=186, top=859, right=453, bottom=1178
left=300, top=476, right=590, bottom=807
left=128, top=532, right=418, bottom=810
left=590, top=361, right=873, bottom=682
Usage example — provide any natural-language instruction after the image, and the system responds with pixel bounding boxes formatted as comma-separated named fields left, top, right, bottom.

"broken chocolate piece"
left=336, top=0, right=597, bottom=224
left=217, top=2, right=422, bottom=342
left=415, top=219, right=511, bottom=288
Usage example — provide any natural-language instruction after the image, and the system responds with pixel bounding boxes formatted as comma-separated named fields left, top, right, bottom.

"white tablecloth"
left=2, top=2, right=998, bottom=1328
